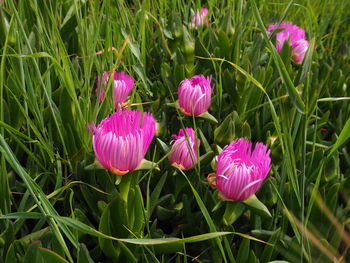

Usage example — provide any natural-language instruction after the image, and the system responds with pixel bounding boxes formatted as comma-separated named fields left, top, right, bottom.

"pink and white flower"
left=168, top=128, right=200, bottom=170
left=267, top=22, right=309, bottom=64
left=292, top=39, right=309, bottom=64
left=178, top=75, right=212, bottom=116
left=96, top=71, right=134, bottom=108
left=190, top=8, right=209, bottom=28
left=212, top=138, right=271, bottom=201
left=90, top=109, right=156, bottom=175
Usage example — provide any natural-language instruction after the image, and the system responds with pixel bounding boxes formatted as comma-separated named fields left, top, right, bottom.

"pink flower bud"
left=214, top=138, right=271, bottom=201
left=96, top=72, right=109, bottom=103
left=267, top=22, right=309, bottom=64
left=178, top=75, right=213, bottom=116
left=168, top=128, right=200, bottom=170
left=190, top=8, right=209, bottom=28
left=96, top=71, right=134, bottom=108
left=90, top=109, right=156, bottom=176
left=292, top=39, right=309, bottom=64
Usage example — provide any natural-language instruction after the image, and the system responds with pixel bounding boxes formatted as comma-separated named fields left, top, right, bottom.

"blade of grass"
left=177, top=169, right=231, bottom=263
left=326, top=117, right=350, bottom=160
left=0, top=14, right=15, bottom=217
left=7, top=0, right=72, bottom=170
left=56, top=215, right=232, bottom=245
left=0, top=134, right=76, bottom=262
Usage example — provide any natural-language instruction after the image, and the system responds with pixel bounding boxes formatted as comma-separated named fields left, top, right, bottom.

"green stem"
left=119, top=172, right=137, bottom=203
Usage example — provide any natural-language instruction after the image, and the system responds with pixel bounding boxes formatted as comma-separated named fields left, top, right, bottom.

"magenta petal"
left=178, top=75, right=213, bottom=116
left=190, top=8, right=209, bottom=27
left=96, top=71, right=134, bottom=107
left=292, top=39, right=309, bottom=64
left=90, top=109, right=156, bottom=175
left=113, top=71, right=134, bottom=108
left=215, top=138, right=271, bottom=201
left=267, top=21, right=309, bottom=64
left=168, top=128, right=200, bottom=170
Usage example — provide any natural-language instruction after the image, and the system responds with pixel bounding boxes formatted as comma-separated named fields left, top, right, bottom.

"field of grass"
left=0, top=0, right=350, bottom=262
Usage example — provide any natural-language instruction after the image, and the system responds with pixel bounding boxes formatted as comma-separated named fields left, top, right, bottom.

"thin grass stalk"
left=0, top=134, right=75, bottom=262
left=7, top=0, right=72, bottom=170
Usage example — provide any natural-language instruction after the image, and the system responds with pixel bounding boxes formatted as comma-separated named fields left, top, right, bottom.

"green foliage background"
left=0, top=0, right=349, bottom=262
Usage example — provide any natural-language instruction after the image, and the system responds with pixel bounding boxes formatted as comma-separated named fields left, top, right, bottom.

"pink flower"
left=213, top=138, right=271, bottom=201
left=90, top=109, right=156, bottom=175
left=292, top=39, right=309, bottom=64
left=178, top=75, right=212, bottom=116
left=96, top=71, right=134, bottom=107
left=267, top=22, right=309, bottom=64
left=190, top=8, right=209, bottom=27
left=168, top=128, right=200, bottom=170
left=96, top=72, right=109, bottom=102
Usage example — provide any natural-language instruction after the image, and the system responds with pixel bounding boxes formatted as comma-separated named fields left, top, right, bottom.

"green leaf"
left=248, top=250, right=258, bottom=263
left=327, top=117, right=350, bottom=159
left=77, top=244, right=95, bottom=263
left=110, top=195, right=130, bottom=238
left=132, top=186, right=145, bottom=233
left=261, top=228, right=281, bottom=262
left=149, top=172, right=168, bottom=218
left=214, top=111, right=242, bottom=144
left=243, top=195, right=271, bottom=218
left=84, top=159, right=104, bottom=170
left=120, top=232, right=233, bottom=245
left=218, top=31, right=230, bottom=59
left=233, top=232, right=271, bottom=245
left=236, top=238, right=250, bottom=263
left=19, top=228, right=50, bottom=247
left=156, top=138, right=170, bottom=154
left=220, top=5, right=235, bottom=36
left=55, top=214, right=233, bottom=245
left=198, top=111, right=218, bottom=124
left=23, top=241, right=42, bottom=263
left=242, top=122, right=251, bottom=140
left=317, top=97, right=350, bottom=102
left=165, top=102, right=176, bottom=108
left=5, top=242, right=18, bottom=263
left=135, top=159, right=159, bottom=172
left=199, top=151, right=215, bottom=165
left=0, top=212, right=43, bottom=220
left=174, top=64, right=186, bottom=86
left=37, top=248, right=69, bottom=263
left=197, top=128, right=212, bottom=153
left=98, top=202, right=120, bottom=260
left=223, top=202, right=246, bottom=225
left=1, top=221, right=14, bottom=249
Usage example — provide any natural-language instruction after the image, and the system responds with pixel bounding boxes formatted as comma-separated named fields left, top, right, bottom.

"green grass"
left=0, top=0, right=350, bottom=262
